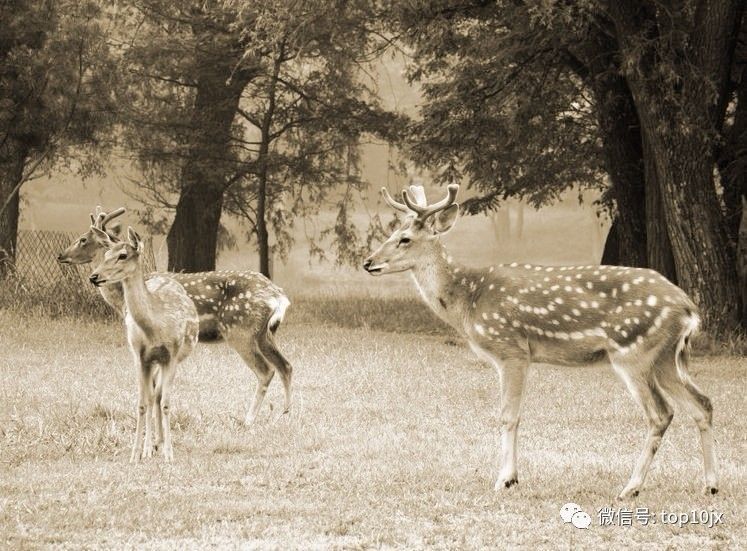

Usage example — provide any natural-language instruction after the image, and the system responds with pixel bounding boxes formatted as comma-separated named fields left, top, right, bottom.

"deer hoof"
left=495, top=477, right=518, bottom=490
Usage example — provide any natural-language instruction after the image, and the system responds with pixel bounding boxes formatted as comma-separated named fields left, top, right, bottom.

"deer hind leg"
left=654, top=348, right=718, bottom=494
left=611, top=357, right=674, bottom=499
left=229, top=332, right=275, bottom=425
left=257, top=329, right=293, bottom=415
left=158, top=360, right=178, bottom=462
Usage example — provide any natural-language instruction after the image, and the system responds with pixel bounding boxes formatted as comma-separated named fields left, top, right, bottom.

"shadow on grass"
left=289, top=293, right=458, bottom=337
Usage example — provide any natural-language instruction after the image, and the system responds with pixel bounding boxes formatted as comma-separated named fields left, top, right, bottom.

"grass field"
left=1, top=298, right=745, bottom=549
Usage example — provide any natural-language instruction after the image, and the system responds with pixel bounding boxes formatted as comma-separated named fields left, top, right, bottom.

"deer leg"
left=654, top=350, right=718, bottom=494
left=131, top=364, right=153, bottom=463
left=612, top=360, right=673, bottom=499
left=494, top=359, right=528, bottom=489
left=152, top=371, right=164, bottom=453
left=159, top=361, right=177, bottom=462
left=229, top=335, right=274, bottom=425
left=142, top=375, right=156, bottom=460
left=257, top=330, right=293, bottom=415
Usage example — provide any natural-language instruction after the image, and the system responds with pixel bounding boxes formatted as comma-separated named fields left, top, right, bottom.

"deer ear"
left=432, top=203, right=459, bottom=234
left=90, top=226, right=113, bottom=247
left=107, top=222, right=123, bottom=238
left=90, top=213, right=96, bottom=225
left=127, top=227, right=143, bottom=252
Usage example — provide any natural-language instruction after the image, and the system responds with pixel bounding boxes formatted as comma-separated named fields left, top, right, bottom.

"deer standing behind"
left=57, top=207, right=293, bottom=424
left=90, top=227, right=199, bottom=462
left=364, top=184, right=718, bottom=499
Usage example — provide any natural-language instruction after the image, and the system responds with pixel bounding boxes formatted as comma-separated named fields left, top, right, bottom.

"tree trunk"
left=601, top=217, right=620, bottom=265
left=596, top=98, right=647, bottom=268
left=255, top=47, right=283, bottom=279
left=640, top=113, right=739, bottom=333
left=166, top=54, right=249, bottom=273
left=720, top=61, right=747, bottom=244
left=0, top=143, right=28, bottom=278
left=610, top=0, right=743, bottom=334
left=642, top=133, right=677, bottom=282
left=582, top=29, right=648, bottom=267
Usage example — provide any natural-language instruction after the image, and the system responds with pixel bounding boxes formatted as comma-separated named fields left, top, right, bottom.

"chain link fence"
left=10, top=230, right=157, bottom=297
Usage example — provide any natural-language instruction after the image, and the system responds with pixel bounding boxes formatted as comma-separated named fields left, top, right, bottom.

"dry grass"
left=1, top=308, right=745, bottom=549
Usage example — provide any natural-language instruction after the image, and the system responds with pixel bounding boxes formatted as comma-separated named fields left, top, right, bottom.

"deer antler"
left=381, top=187, right=410, bottom=213
left=89, top=206, right=125, bottom=231
left=402, top=184, right=459, bottom=219
left=101, top=207, right=125, bottom=231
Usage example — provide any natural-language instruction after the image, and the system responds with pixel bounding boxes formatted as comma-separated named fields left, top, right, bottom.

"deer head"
left=363, top=184, right=460, bottom=275
left=89, top=226, right=143, bottom=287
left=57, top=206, right=125, bottom=265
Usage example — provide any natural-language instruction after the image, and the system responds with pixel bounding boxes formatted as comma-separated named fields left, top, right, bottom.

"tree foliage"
left=390, top=1, right=605, bottom=214
left=0, top=0, right=116, bottom=273
left=117, top=0, right=404, bottom=275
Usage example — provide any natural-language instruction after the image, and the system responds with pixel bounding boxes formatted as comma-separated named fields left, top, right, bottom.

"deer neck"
left=98, top=283, right=125, bottom=315
left=120, top=263, right=157, bottom=337
left=409, top=242, right=473, bottom=331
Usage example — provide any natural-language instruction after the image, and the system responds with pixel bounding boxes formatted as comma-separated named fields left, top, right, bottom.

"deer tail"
left=268, top=295, right=290, bottom=334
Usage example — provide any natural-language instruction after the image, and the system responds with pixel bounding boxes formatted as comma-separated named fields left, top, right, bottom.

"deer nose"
left=89, top=273, right=99, bottom=284
left=363, top=258, right=373, bottom=271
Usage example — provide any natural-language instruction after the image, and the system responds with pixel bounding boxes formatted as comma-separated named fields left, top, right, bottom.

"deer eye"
left=118, top=253, right=127, bottom=260
left=80, top=237, right=87, bottom=244
left=398, top=237, right=411, bottom=246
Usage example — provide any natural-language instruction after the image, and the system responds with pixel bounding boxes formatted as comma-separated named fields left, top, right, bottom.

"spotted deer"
left=364, top=184, right=718, bottom=499
left=58, top=207, right=293, bottom=425
left=90, top=227, right=199, bottom=462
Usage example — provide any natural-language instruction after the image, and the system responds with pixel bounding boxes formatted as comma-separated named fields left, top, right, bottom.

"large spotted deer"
left=364, top=184, right=718, bottom=499
left=90, top=227, right=199, bottom=462
left=58, top=207, right=292, bottom=425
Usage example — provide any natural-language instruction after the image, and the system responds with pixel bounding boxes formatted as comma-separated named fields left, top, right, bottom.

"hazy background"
left=19, top=56, right=608, bottom=296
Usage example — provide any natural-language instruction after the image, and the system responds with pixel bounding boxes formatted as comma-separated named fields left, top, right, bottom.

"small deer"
left=90, top=227, right=199, bottom=462
left=58, top=207, right=293, bottom=425
left=364, top=184, right=718, bottom=499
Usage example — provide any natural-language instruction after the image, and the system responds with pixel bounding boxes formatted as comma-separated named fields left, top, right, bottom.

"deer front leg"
left=142, top=371, right=158, bottom=460
left=130, top=367, right=152, bottom=463
left=495, top=360, right=528, bottom=489
left=152, top=371, right=164, bottom=452
left=158, top=361, right=178, bottom=462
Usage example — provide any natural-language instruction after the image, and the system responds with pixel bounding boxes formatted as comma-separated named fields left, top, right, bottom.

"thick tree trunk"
left=640, top=113, right=739, bottom=333
left=601, top=218, right=620, bottom=265
left=166, top=55, right=249, bottom=273
left=594, top=70, right=647, bottom=267
left=610, top=0, right=743, bottom=334
left=581, top=29, right=647, bottom=267
left=720, top=64, right=747, bottom=244
left=642, top=133, right=677, bottom=282
left=0, top=144, right=28, bottom=278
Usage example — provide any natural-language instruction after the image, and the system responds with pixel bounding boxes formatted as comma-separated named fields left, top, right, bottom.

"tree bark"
left=720, top=60, right=747, bottom=244
left=166, top=51, right=250, bottom=273
left=642, top=133, right=677, bottom=282
left=0, top=143, right=28, bottom=278
left=255, top=47, right=283, bottom=279
left=601, top=217, right=620, bottom=266
left=594, top=82, right=647, bottom=268
left=609, top=0, right=743, bottom=334
left=577, top=28, right=648, bottom=267
left=640, top=112, right=739, bottom=333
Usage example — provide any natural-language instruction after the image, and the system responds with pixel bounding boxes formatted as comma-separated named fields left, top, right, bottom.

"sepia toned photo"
left=1, top=1, right=745, bottom=548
